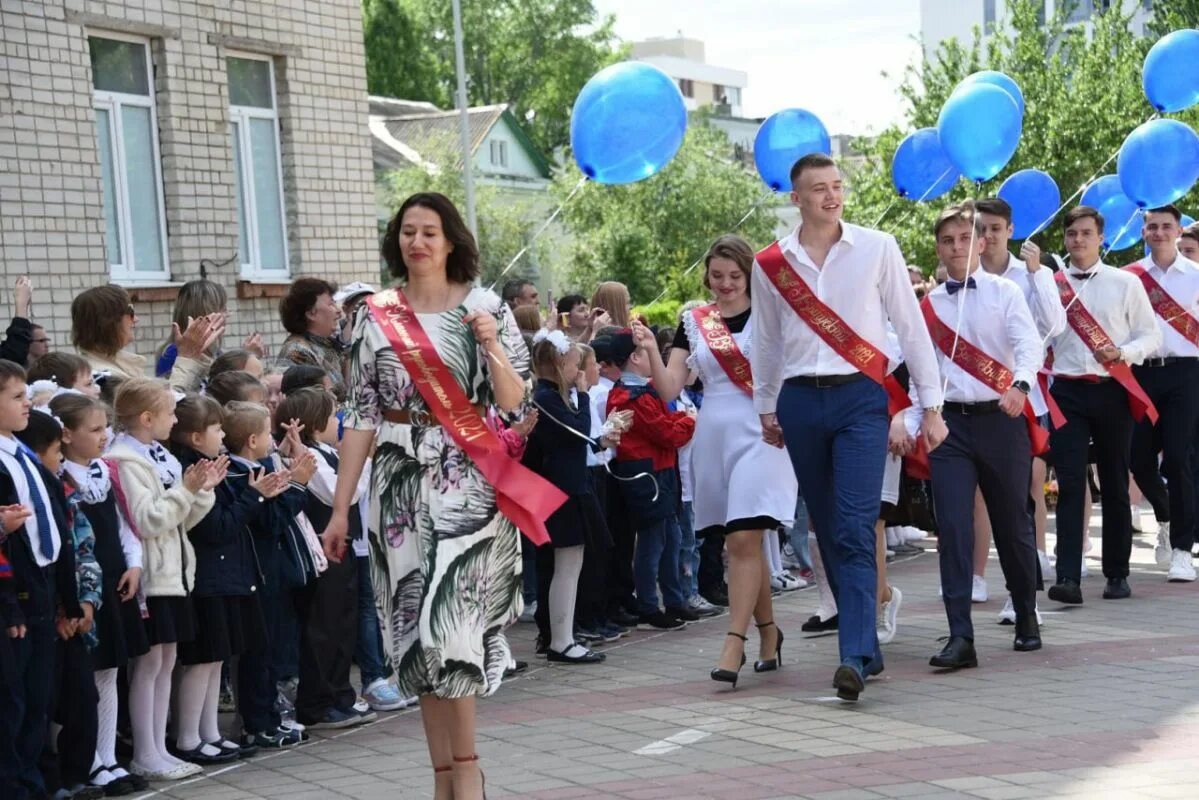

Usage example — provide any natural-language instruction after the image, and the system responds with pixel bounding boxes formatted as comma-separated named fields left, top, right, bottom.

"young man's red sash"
left=1124, top=263, right=1199, bottom=347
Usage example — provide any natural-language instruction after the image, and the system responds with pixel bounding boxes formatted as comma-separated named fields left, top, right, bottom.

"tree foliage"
left=845, top=0, right=1199, bottom=273
left=361, top=0, right=624, bottom=154
left=551, top=119, right=779, bottom=305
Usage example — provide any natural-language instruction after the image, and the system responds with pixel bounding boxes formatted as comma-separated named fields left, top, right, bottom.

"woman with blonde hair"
left=591, top=281, right=631, bottom=328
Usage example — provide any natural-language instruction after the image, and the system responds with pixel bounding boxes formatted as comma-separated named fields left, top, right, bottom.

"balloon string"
left=872, top=198, right=900, bottom=228
left=644, top=187, right=775, bottom=307
left=1024, top=111, right=1159, bottom=239
left=873, top=167, right=955, bottom=230
left=1100, top=204, right=1143, bottom=261
left=486, top=175, right=589, bottom=292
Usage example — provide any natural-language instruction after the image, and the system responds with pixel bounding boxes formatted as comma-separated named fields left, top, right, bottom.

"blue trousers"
left=777, top=378, right=887, bottom=665
left=634, top=515, right=687, bottom=614
left=355, top=556, right=389, bottom=687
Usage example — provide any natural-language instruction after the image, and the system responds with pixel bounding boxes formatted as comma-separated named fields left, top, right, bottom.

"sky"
left=592, top=0, right=925, bottom=135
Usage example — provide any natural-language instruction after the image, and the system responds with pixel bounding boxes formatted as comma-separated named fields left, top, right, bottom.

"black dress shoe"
left=610, top=608, right=639, bottom=627
left=702, top=588, right=730, bottom=608
left=801, top=614, right=838, bottom=632
left=832, top=663, right=865, bottom=702
left=1014, top=617, right=1042, bottom=652
left=666, top=605, right=700, bottom=622
left=546, top=644, right=606, bottom=663
left=1102, top=576, right=1131, bottom=599
left=1047, top=579, right=1083, bottom=605
left=929, top=636, right=978, bottom=670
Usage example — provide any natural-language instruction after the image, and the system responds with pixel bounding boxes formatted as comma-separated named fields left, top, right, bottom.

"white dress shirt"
left=0, top=433, right=61, bottom=567
left=586, top=375, right=614, bottom=467
left=995, top=253, right=1067, bottom=340
left=750, top=223, right=943, bottom=414
left=1129, top=253, right=1199, bottom=359
left=1048, top=262, right=1162, bottom=376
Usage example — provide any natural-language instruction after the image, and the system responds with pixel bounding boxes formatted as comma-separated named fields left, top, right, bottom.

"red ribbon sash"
left=756, top=242, right=911, bottom=416
left=1124, top=263, right=1199, bottom=347
left=691, top=304, right=753, bottom=396
left=364, top=290, right=564, bottom=546
left=1053, top=273, right=1158, bottom=424
left=920, top=298, right=1049, bottom=456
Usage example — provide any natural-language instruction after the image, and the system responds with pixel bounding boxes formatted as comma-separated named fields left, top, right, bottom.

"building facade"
left=630, top=36, right=748, bottom=117
left=1, top=0, right=378, bottom=356
left=921, top=0, right=1153, bottom=62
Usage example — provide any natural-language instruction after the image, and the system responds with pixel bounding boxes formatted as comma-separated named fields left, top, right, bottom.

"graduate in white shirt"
left=976, top=198, right=1066, bottom=595
left=1045, top=206, right=1161, bottom=605
left=896, top=206, right=1044, bottom=669
left=1126, top=205, right=1199, bottom=582
left=751, top=153, right=947, bottom=702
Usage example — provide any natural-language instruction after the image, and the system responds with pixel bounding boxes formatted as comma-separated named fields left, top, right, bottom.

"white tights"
left=548, top=545, right=585, bottom=652
left=174, top=661, right=224, bottom=755
left=129, top=644, right=187, bottom=772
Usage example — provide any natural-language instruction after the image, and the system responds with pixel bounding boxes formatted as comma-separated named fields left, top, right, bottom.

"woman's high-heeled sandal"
left=453, top=754, right=486, bottom=799
left=710, top=631, right=748, bottom=688
left=754, top=620, right=785, bottom=672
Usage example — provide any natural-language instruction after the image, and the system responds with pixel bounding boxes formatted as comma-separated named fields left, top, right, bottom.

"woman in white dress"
left=634, top=235, right=798, bottom=687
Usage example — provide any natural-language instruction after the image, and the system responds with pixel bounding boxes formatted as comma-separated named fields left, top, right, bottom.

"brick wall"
left=0, top=0, right=378, bottom=360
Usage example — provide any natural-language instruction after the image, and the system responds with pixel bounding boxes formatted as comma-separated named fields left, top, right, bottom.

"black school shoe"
left=639, top=611, right=686, bottom=630
left=665, top=606, right=700, bottom=623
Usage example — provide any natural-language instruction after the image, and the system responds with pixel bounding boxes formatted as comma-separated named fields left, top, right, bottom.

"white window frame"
left=90, top=31, right=171, bottom=283
left=490, top=138, right=508, bottom=168
left=227, top=50, right=290, bottom=280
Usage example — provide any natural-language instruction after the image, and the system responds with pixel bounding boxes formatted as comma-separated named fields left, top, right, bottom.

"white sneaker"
left=1081, top=557, right=1089, bottom=578
left=770, top=572, right=806, bottom=592
left=781, top=542, right=802, bottom=569
left=687, top=594, right=721, bottom=617
left=1156, top=523, right=1172, bottom=567
left=877, top=585, right=901, bottom=644
left=902, top=526, right=925, bottom=543
left=1167, top=549, right=1196, bottom=582
left=1131, top=505, right=1144, bottom=532
left=971, top=575, right=988, bottom=603
left=998, top=596, right=1043, bottom=625
left=518, top=600, right=537, bottom=623
left=1038, top=550, right=1056, bottom=583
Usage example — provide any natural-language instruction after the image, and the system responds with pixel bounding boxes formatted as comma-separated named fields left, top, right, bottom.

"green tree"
left=1148, top=0, right=1199, bottom=36
left=845, top=0, right=1199, bottom=272
left=379, top=158, right=552, bottom=287
left=362, top=0, right=624, bottom=154
left=553, top=118, right=778, bottom=305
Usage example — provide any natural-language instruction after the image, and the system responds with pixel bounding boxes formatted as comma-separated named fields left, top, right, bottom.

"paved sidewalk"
left=138, top=514, right=1199, bottom=799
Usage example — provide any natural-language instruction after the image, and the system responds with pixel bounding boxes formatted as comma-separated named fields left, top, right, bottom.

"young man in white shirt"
left=976, top=198, right=1066, bottom=590
left=751, top=153, right=947, bottom=701
left=1046, top=206, right=1162, bottom=605
left=1125, top=205, right=1199, bottom=582
left=899, top=206, right=1044, bottom=669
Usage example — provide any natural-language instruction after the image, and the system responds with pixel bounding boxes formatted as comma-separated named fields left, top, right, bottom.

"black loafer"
left=1047, top=579, right=1083, bottom=605
left=929, top=636, right=978, bottom=670
left=546, top=644, right=606, bottom=664
left=802, top=614, right=838, bottom=632
left=1102, top=577, right=1131, bottom=599
left=1014, top=617, right=1042, bottom=652
left=833, top=663, right=865, bottom=702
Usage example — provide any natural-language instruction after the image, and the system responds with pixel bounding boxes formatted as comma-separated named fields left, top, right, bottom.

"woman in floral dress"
left=322, top=192, right=528, bottom=800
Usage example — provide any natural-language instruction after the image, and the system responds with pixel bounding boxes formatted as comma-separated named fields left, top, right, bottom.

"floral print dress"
left=343, top=286, right=530, bottom=700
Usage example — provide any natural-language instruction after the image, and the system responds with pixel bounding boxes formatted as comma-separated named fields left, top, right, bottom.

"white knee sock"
left=92, top=668, right=120, bottom=779
left=130, top=646, right=173, bottom=771
left=548, top=546, right=585, bottom=652
left=810, top=531, right=838, bottom=619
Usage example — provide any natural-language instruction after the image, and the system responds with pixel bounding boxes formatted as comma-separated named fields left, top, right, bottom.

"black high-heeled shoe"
left=710, top=631, right=748, bottom=688
left=753, top=621, right=784, bottom=672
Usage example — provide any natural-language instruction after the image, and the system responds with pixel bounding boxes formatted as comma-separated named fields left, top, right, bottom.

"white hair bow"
left=532, top=328, right=572, bottom=354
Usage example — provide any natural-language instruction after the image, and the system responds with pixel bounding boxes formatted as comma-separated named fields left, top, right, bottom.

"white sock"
left=548, top=546, right=585, bottom=652
left=130, top=647, right=174, bottom=772
left=764, top=531, right=783, bottom=575
left=93, top=668, right=119, bottom=775
left=174, top=662, right=217, bottom=751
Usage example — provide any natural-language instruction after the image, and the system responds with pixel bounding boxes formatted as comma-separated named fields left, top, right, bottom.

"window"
left=90, top=34, right=169, bottom=281
left=984, top=0, right=997, bottom=32
left=679, top=78, right=694, bottom=98
left=228, top=54, right=289, bottom=278
left=489, top=138, right=508, bottom=168
left=1066, top=0, right=1093, bottom=23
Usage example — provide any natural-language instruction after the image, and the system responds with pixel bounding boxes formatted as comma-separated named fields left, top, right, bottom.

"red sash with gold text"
left=920, top=298, right=1050, bottom=456
left=756, top=242, right=911, bottom=416
left=1124, top=263, right=1199, bottom=347
left=1053, top=272, right=1158, bottom=424
left=691, top=304, right=753, bottom=396
left=364, top=289, right=564, bottom=545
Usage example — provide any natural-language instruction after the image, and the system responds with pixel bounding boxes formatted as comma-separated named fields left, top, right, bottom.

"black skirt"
left=143, top=595, right=196, bottom=647
left=178, top=594, right=265, bottom=665
left=83, top=493, right=151, bottom=669
left=545, top=491, right=612, bottom=550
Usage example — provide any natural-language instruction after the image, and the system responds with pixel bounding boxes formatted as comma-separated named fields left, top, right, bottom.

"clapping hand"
left=277, top=418, right=305, bottom=458
left=510, top=410, right=539, bottom=438
left=14, top=276, right=32, bottom=319
left=289, top=450, right=318, bottom=486
left=175, top=313, right=227, bottom=359
left=629, top=320, right=655, bottom=351
left=248, top=468, right=290, bottom=499
left=242, top=332, right=265, bottom=357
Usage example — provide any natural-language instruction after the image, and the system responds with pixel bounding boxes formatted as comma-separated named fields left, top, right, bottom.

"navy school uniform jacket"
left=527, top=379, right=601, bottom=498
left=0, top=460, right=83, bottom=627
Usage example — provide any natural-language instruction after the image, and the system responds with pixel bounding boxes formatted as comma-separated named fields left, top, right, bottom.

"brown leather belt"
left=383, top=404, right=486, bottom=426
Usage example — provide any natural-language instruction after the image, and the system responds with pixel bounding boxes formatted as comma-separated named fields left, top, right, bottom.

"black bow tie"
left=945, top=277, right=977, bottom=295
left=1070, top=271, right=1096, bottom=280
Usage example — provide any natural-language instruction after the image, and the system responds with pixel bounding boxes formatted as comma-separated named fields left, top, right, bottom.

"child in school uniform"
left=276, top=388, right=371, bottom=729
left=27, top=352, right=102, bottom=400
left=170, top=396, right=293, bottom=765
left=105, top=378, right=225, bottom=781
left=51, top=392, right=148, bottom=796
left=0, top=360, right=83, bottom=800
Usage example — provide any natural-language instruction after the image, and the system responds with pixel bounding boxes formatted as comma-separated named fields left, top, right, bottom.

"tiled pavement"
left=138, top=514, right=1199, bottom=799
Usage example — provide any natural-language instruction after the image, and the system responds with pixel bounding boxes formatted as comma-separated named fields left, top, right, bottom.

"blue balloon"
left=1117, top=119, right=1199, bottom=209
left=960, top=70, right=1025, bottom=117
left=937, top=84, right=1022, bottom=182
left=1081, top=176, right=1144, bottom=250
left=570, top=62, right=687, bottom=185
left=891, top=128, right=959, bottom=201
left=754, top=109, right=832, bottom=191
left=998, top=169, right=1060, bottom=239
left=1143, top=29, right=1199, bottom=113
